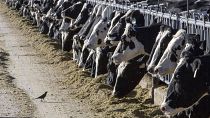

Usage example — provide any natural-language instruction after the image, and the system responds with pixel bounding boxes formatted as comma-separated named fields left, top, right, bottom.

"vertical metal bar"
left=187, top=0, right=189, bottom=34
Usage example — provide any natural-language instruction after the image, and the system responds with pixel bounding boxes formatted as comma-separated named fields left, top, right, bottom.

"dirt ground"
left=0, top=1, right=166, bottom=118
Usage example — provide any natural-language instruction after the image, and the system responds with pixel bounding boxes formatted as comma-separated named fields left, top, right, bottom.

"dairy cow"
left=112, top=55, right=149, bottom=98
left=60, top=1, right=84, bottom=51
left=78, top=5, right=104, bottom=68
left=147, top=25, right=177, bottom=76
left=111, top=22, right=162, bottom=65
left=160, top=37, right=206, bottom=117
left=154, top=29, right=187, bottom=76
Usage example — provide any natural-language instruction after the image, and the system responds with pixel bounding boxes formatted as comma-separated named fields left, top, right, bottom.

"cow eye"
left=175, top=74, right=180, bottom=79
left=129, top=41, right=135, bottom=49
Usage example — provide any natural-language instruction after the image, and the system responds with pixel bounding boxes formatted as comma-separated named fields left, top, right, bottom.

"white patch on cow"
left=85, top=6, right=113, bottom=49
left=61, top=31, right=68, bottom=51
left=35, top=11, right=41, bottom=27
left=72, top=36, right=78, bottom=61
left=46, top=8, right=53, bottom=18
left=111, top=23, right=147, bottom=65
left=155, top=29, right=186, bottom=76
left=55, top=0, right=64, bottom=9
left=112, top=61, right=129, bottom=96
left=95, top=47, right=101, bottom=78
left=161, top=92, right=209, bottom=117
left=59, top=19, right=70, bottom=31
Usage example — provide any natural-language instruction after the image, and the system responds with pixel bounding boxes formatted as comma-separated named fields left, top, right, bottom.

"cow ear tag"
left=192, top=59, right=201, bottom=78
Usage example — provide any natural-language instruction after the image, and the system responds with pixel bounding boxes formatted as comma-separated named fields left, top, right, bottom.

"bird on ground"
left=35, top=91, right=48, bottom=102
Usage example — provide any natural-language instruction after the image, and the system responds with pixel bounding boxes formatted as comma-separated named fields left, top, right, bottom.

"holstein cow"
left=111, top=23, right=163, bottom=98
left=160, top=38, right=206, bottom=117
left=72, top=4, right=99, bottom=63
left=104, top=11, right=125, bottom=87
left=105, top=10, right=145, bottom=86
left=85, top=6, right=114, bottom=49
left=147, top=25, right=177, bottom=76
left=104, top=11, right=124, bottom=46
left=60, top=1, right=84, bottom=51
left=112, top=55, right=149, bottom=98
left=78, top=5, right=104, bottom=68
left=111, top=22, right=162, bottom=65
left=154, top=29, right=187, bottom=76
left=106, top=10, right=138, bottom=46
left=172, top=95, right=210, bottom=118
left=84, top=6, right=115, bottom=78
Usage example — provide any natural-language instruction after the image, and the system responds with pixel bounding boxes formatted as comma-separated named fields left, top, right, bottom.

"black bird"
left=35, top=91, right=48, bottom=101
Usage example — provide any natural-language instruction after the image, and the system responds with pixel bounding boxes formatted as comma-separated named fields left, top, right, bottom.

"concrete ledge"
left=139, top=74, right=153, bottom=89
left=154, top=85, right=167, bottom=105
left=139, top=74, right=168, bottom=106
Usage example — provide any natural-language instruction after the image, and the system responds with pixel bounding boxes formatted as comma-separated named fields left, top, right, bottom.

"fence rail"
left=86, top=0, right=210, bottom=84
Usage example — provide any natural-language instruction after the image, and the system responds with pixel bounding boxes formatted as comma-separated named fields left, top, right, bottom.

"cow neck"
left=135, top=23, right=162, bottom=54
left=196, top=55, right=210, bottom=93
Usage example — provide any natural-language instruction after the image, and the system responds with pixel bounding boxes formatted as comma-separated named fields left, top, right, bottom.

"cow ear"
left=192, top=59, right=201, bottom=78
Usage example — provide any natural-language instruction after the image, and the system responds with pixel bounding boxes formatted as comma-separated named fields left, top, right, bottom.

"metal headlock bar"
left=86, top=0, right=210, bottom=84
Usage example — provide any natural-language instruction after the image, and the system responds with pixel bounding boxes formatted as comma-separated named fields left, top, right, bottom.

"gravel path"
left=0, top=10, right=96, bottom=118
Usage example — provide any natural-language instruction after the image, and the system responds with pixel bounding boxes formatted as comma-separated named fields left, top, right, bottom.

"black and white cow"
left=106, top=9, right=142, bottom=46
left=154, top=29, right=187, bottom=76
left=78, top=5, right=104, bottom=68
left=104, top=11, right=124, bottom=46
left=112, top=55, right=149, bottom=98
left=85, top=6, right=114, bottom=49
left=147, top=25, right=177, bottom=76
left=71, top=3, right=94, bottom=61
left=160, top=38, right=206, bottom=117
left=104, top=11, right=125, bottom=87
left=60, top=1, right=84, bottom=51
left=172, top=95, right=210, bottom=118
left=111, top=22, right=162, bottom=65
left=83, top=6, right=115, bottom=78
left=105, top=10, right=144, bottom=87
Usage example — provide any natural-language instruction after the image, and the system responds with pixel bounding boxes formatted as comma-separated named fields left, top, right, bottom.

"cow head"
left=112, top=56, right=148, bottom=98
left=106, top=10, right=133, bottom=45
left=154, top=29, right=187, bottom=76
left=111, top=23, right=145, bottom=64
left=147, top=26, right=176, bottom=75
left=85, top=6, right=113, bottom=49
left=160, top=56, right=208, bottom=117
left=71, top=3, right=93, bottom=30
left=104, top=11, right=124, bottom=46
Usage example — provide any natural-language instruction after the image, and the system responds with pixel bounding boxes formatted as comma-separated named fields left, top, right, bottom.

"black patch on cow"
left=170, top=53, right=177, bottom=62
left=182, top=39, right=186, bottom=46
left=104, top=27, right=107, bottom=31
left=98, top=39, right=102, bottom=44
left=129, top=41, right=135, bottom=49
left=177, top=45, right=181, bottom=50
left=96, top=30, right=99, bottom=35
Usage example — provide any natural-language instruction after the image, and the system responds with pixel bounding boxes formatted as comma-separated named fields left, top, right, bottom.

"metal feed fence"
left=86, top=0, right=210, bottom=84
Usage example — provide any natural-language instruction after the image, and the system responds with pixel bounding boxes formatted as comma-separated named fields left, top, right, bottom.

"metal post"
left=187, top=0, right=189, bottom=33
